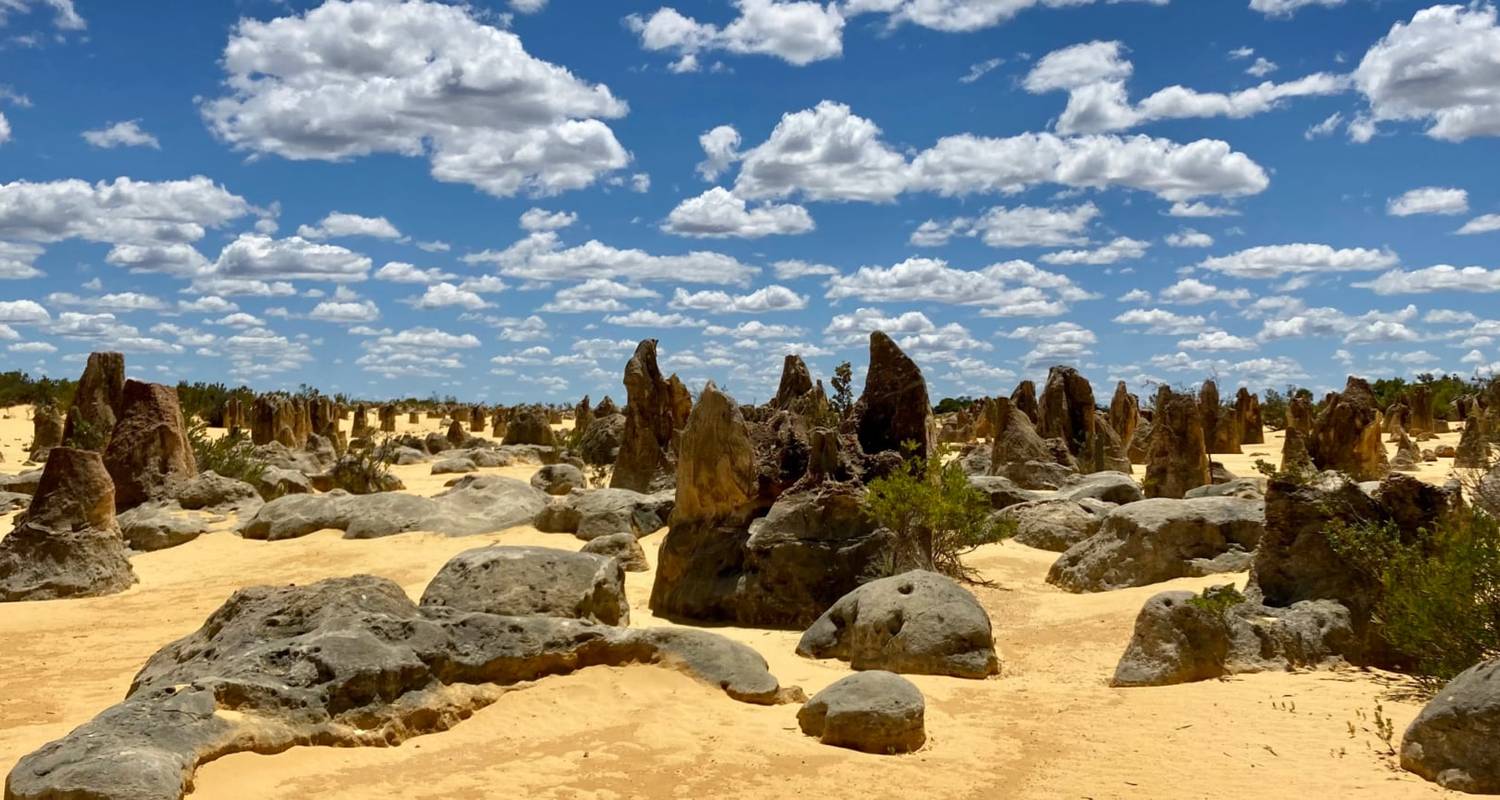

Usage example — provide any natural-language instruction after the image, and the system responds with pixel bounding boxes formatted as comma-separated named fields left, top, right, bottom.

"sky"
left=1, top=0, right=1499, bottom=405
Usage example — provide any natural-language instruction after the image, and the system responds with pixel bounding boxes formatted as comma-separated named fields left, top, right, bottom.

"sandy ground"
left=0, top=406, right=1467, bottom=799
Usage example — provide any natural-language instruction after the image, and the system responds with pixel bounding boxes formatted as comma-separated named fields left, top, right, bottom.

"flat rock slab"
left=5, top=574, right=798, bottom=800
left=420, top=545, right=629, bottom=625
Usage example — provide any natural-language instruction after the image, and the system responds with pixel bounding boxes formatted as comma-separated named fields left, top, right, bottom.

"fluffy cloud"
left=519, top=208, right=578, bottom=232
left=410, top=282, right=490, bottom=310
left=669, top=285, right=808, bottom=313
left=1354, top=266, right=1500, bottom=295
left=1177, top=330, right=1258, bottom=351
left=213, top=234, right=372, bottom=282
left=297, top=212, right=402, bottom=240
left=307, top=299, right=380, bottom=322
left=464, top=231, right=756, bottom=285
left=1458, top=214, right=1500, bottom=235
left=1197, top=243, right=1399, bottom=279
left=661, top=187, right=814, bottom=238
left=373, top=261, right=457, bottom=284
left=916, top=203, right=1099, bottom=248
left=0, top=299, right=50, bottom=324
left=1249, top=0, right=1343, bottom=17
left=1166, top=228, right=1214, bottom=247
left=81, top=120, right=160, bottom=149
left=825, top=307, right=988, bottom=356
left=626, top=1, right=845, bottom=69
left=1157, top=278, right=1251, bottom=305
left=1003, top=321, right=1097, bottom=366
left=1387, top=186, right=1469, bottom=216
left=725, top=102, right=1270, bottom=203
left=0, top=176, right=249, bottom=247
left=0, top=0, right=84, bottom=30
left=1023, top=40, right=1347, bottom=135
left=1353, top=4, right=1500, bottom=142
left=1040, top=237, right=1149, bottom=266
left=825, top=257, right=1090, bottom=316
left=540, top=279, right=659, bottom=314
left=772, top=259, right=839, bottom=280
left=604, top=309, right=705, bottom=328
left=1113, top=308, right=1208, bottom=335
left=202, top=0, right=630, bottom=196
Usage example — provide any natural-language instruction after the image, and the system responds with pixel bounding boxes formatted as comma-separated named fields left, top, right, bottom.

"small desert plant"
left=830, top=361, right=854, bottom=419
left=62, top=416, right=109, bottom=451
left=1328, top=507, right=1500, bottom=686
left=187, top=422, right=266, bottom=485
left=329, top=437, right=397, bottom=494
left=1186, top=583, right=1246, bottom=622
left=864, top=443, right=1013, bottom=584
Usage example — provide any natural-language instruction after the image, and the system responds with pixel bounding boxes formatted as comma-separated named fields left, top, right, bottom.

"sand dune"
left=0, top=406, right=1463, bottom=799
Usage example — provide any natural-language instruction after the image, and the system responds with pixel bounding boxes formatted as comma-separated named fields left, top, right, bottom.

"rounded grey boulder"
left=420, top=545, right=630, bottom=625
left=1402, top=658, right=1500, bottom=793
left=797, top=671, right=925, bottom=755
left=797, top=570, right=999, bottom=679
left=581, top=532, right=649, bottom=572
left=531, top=463, right=587, bottom=495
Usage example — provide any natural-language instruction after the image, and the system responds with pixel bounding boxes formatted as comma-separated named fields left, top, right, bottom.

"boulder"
left=1143, top=387, right=1211, bottom=499
left=797, top=671, right=925, bottom=755
left=581, top=532, right=649, bottom=571
left=1111, top=589, right=1355, bottom=687
left=118, top=504, right=212, bottom=552
left=534, top=488, right=673, bottom=540
left=1058, top=471, right=1144, bottom=505
left=578, top=411, right=625, bottom=466
left=420, top=545, right=629, bottom=625
left=0, top=448, right=136, bottom=602
left=173, top=471, right=262, bottom=514
left=1002, top=498, right=1108, bottom=552
left=797, top=570, right=999, bottom=678
left=1401, top=658, right=1500, bottom=793
left=431, top=457, right=478, bottom=475
left=967, top=475, right=1045, bottom=511
left=102, top=381, right=197, bottom=511
left=1047, top=497, right=1264, bottom=592
left=530, top=463, right=587, bottom=495
left=4, top=575, right=796, bottom=800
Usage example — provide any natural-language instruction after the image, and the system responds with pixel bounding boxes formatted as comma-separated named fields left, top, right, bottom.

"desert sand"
left=0, top=405, right=1464, bottom=799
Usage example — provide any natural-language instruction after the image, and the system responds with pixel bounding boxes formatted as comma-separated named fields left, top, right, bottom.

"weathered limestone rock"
left=1200, top=380, right=1242, bottom=455
left=1047, top=497, right=1264, bottom=592
left=1235, top=387, right=1264, bottom=445
left=797, top=570, right=999, bottom=678
left=28, top=401, right=64, bottom=461
left=62, top=351, right=126, bottom=449
left=1111, top=589, right=1355, bottom=687
left=102, top=381, right=197, bottom=512
left=530, top=463, right=587, bottom=495
left=0, top=448, right=136, bottom=602
left=1037, top=366, right=1095, bottom=461
left=1010, top=380, right=1039, bottom=425
left=446, top=419, right=466, bottom=448
left=1001, top=498, right=1108, bottom=552
left=1287, top=393, right=1314, bottom=434
left=771, top=354, right=815, bottom=410
left=581, top=532, right=649, bottom=571
left=1401, top=658, right=1500, bottom=793
left=4, top=575, right=797, bottom=800
left=502, top=405, right=557, bottom=447
left=1406, top=384, right=1435, bottom=436
left=420, top=545, right=629, bottom=626
left=1308, top=377, right=1388, bottom=481
left=849, top=331, right=935, bottom=462
left=1143, top=387, right=1211, bottom=499
left=611, top=340, right=682, bottom=492
left=797, top=671, right=925, bottom=755
left=1109, top=381, right=1140, bottom=453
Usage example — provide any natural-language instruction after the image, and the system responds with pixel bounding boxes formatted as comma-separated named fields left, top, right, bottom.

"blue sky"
left=1, top=0, right=1498, bottom=404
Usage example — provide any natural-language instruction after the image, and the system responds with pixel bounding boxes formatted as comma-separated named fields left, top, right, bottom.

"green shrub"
left=863, top=444, right=1013, bottom=584
left=1187, top=584, right=1246, bottom=621
left=329, top=438, right=396, bottom=495
left=62, top=416, right=108, bottom=451
left=1328, top=508, right=1500, bottom=685
left=187, top=422, right=266, bottom=485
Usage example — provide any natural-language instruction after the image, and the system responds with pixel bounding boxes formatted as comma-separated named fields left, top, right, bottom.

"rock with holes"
left=797, top=570, right=999, bottom=679
left=420, top=545, right=629, bottom=626
left=798, top=671, right=925, bottom=755
left=4, top=575, right=798, bottom=800
left=1401, top=657, right=1500, bottom=794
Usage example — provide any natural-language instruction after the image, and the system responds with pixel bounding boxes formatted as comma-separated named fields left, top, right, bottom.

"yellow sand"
left=0, top=406, right=1463, bottom=799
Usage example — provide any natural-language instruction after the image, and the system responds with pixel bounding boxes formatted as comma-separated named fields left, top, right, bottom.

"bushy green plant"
left=187, top=422, right=266, bottom=485
left=62, top=416, right=108, bottom=451
left=863, top=444, right=1013, bottom=583
left=329, top=438, right=397, bottom=495
left=830, top=361, right=854, bottom=419
left=1187, top=584, right=1246, bottom=621
left=1328, top=508, right=1500, bottom=685
left=0, top=371, right=76, bottom=409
